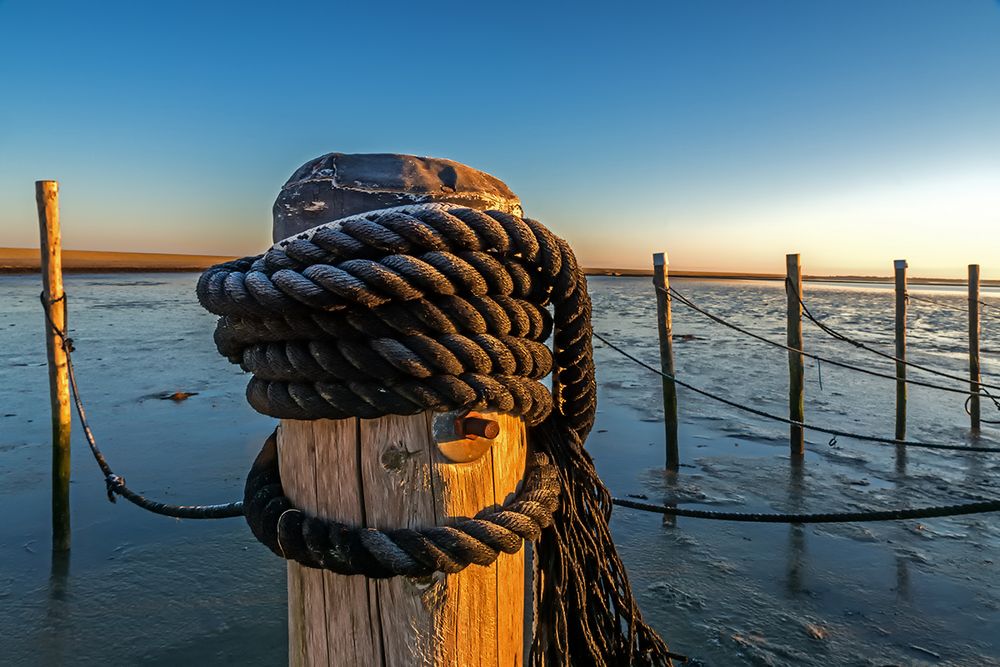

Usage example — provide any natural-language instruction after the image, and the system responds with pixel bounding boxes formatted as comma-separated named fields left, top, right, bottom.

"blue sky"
left=2, top=1, right=998, bottom=277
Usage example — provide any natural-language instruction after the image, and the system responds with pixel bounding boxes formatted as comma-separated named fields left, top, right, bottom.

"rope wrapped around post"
left=197, top=202, right=676, bottom=666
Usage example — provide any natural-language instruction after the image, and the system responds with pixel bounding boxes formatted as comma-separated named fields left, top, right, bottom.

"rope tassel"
left=197, top=203, right=676, bottom=666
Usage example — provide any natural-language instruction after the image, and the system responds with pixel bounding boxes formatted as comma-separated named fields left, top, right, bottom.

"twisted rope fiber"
left=592, top=331, right=1000, bottom=453
left=244, top=429, right=563, bottom=577
left=198, top=203, right=677, bottom=666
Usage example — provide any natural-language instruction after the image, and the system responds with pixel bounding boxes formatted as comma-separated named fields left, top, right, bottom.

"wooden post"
left=273, top=154, right=529, bottom=667
left=653, top=252, right=679, bottom=471
left=894, top=260, right=908, bottom=442
left=786, top=253, right=804, bottom=457
left=279, top=414, right=526, bottom=666
left=969, top=264, right=981, bottom=432
left=36, top=180, right=71, bottom=552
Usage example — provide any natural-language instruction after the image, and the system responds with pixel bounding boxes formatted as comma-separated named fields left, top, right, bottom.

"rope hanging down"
left=197, top=202, right=674, bottom=667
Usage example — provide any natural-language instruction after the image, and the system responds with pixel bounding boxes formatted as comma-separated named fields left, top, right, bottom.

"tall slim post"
left=894, top=260, right=908, bottom=442
left=36, top=180, right=71, bottom=552
left=969, top=264, right=981, bottom=432
left=786, top=254, right=805, bottom=456
left=653, top=252, right=679, bottom=470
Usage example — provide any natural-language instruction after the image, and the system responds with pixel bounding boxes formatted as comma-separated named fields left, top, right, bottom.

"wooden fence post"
left=653, top=252, right=679, bottom=471
left=969, top=264, right=981, bottom=432
left=786, top=253, right=804, bottom=457
left=272, top=154, right=529, bottom=666
left=894, top=260, right=908, bottom=442
left=36, top=180, right=72, bottom=552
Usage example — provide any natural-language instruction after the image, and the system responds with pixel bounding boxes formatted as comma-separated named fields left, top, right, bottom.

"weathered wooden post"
left=272, top=154, right=529, bottom=666
left=36, top=180, right=72, bottom=552
left=652, top=252, right=679, bottom=470
left=894, top=259, right=908, bottom=441
left=786, top=253, right=804, bottom=457
left=969, top=264, right=981, bottom=432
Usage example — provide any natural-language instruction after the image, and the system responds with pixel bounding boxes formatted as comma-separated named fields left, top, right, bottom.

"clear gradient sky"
left=2, top=1, right=999, bottom=278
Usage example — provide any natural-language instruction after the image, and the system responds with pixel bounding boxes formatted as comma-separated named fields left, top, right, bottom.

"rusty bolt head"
left=456, top=414, right=500, bottom=440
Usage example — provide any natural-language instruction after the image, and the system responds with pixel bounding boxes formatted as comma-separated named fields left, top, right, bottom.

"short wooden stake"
left=36, top=180, right=72, bottom=552
left=786, top=253, right=804, bottom=457
left=653, top=252, right=680, bottom=470
left=894, top=260, right=908, bottom=441
left=969, top=264, right=981, bottom=432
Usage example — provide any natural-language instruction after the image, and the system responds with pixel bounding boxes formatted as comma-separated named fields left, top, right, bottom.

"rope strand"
left=40, top=293, right=244, bottom=519
left=593, top=331, right=1000, bottom=453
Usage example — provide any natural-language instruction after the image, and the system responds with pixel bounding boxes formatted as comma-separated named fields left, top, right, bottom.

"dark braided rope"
left=197, top=205, right=597, bottom=438
left=244, top=431, right=561, bottom=577
left=198, top=203, right=672, bottom=666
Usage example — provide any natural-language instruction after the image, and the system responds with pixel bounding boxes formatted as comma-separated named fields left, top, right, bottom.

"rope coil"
left=198, top=202, right=675, bottom=666
left=244, top=430, right=561, bottom=577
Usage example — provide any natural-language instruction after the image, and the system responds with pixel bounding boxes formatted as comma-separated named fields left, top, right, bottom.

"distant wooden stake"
left=894, top=260, right=908, bottom=442
left=653, top=252, right=679, bottom=470
left=36, top=180, right=71, bottom=552
left=969, top=264, right=981, bottom=432
left=786, top=254, right=804, bottom=457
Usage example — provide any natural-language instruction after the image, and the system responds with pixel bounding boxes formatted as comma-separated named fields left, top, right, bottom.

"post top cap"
left=653, top=252, right=668, bottom=266
left=273, top=153, right=522, bottom=241
left=894, top=259, right=908, bottom=269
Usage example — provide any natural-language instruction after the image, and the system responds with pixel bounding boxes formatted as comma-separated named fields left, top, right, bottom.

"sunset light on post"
left=3, top=2, right=1000, bottom=666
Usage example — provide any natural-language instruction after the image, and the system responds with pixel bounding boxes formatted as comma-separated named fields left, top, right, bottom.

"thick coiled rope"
left=244, top=430, right=561, bottom=577
left=197, top=203, right=674, bottom=666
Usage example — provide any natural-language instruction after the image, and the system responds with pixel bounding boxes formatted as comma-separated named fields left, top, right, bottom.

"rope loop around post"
left=243, top=430, right=561, bottom=578
left=197, top=202, right=676, bottom=666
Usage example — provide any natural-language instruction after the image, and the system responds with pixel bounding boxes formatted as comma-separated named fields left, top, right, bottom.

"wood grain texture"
left=652, top=252, right=679, bottom=470
left=894, top=260, right=908, bottom=442
left=36, top=180, right=72, bottom=552
left=279, top=419, right=382, bottom=667
left=786, top=253, right=804, bottom=456
left=969, top=264, right=981, bottom=431
left=281, top=411, right=527, bottom=666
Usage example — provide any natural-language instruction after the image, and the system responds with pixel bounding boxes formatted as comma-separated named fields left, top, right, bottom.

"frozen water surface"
left=2, top=273, right=999, bottom=665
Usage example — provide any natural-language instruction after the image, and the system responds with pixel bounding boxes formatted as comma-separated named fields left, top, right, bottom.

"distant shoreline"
left=0, top=247, right=237, bottom=273
left=2, top=247, right=996, bottom=287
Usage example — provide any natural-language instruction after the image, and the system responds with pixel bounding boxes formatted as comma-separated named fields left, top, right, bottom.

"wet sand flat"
left=1, top=273, right=999, bottom=665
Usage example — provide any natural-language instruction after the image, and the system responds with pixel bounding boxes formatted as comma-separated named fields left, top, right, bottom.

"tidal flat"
left=2, top=273, right=999, bottom=665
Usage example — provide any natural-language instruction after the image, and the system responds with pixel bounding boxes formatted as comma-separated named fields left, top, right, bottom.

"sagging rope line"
left=663, top=285, right=999, bottom=405
left=909, top=292, right=1000, bottom=320
left=592, top=331, right=1000, bottom=453
left=785, top=279, right=1000, bottom=392
left=907, top=292, right=973, bottom=313
left=36, top=295, right=1000, bottom=539
left=611, top=496, right=1000, bottom=523
left=40, top=293, right=244, bottom=519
